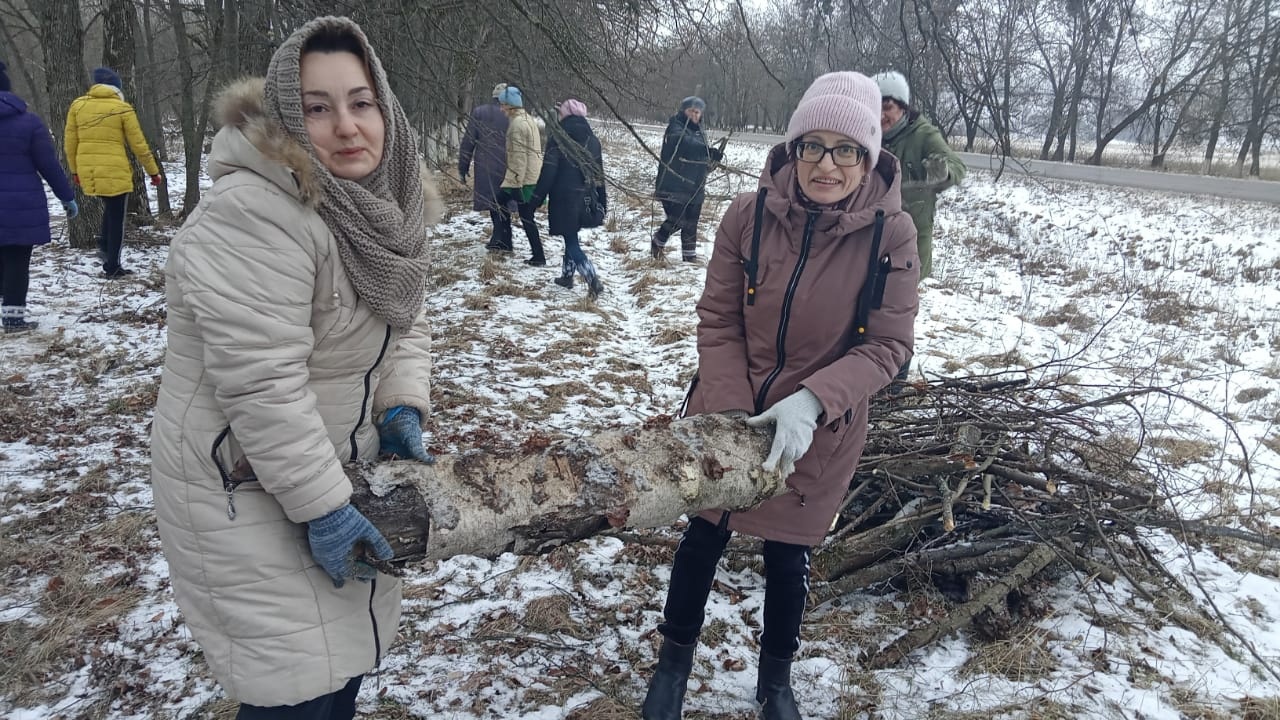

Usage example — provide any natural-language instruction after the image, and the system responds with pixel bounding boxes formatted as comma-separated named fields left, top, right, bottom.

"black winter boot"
left=554, top=258, right=576, bottom=288
left=651, top=226, right=672, bottom=260
left=641, top=638, right=696, bottom=720
left=756, top=652, right=801, bottom=720
left=578, top=258, right=605, bottom=299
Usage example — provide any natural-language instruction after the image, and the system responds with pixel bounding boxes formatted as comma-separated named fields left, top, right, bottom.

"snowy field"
left=1, top=128, right=1278, bottom=719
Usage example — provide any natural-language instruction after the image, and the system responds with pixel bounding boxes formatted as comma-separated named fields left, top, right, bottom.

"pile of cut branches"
left=816, top=370, right=1274, bottom=671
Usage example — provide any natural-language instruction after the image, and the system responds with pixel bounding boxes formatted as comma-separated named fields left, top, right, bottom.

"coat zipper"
left=350, top=325, right=392, bottom=463
left=754, top=210, right=819, bottom=414
left=369, top=576, right=382, bottom=682
left=211, top=426, right=240, bottom=520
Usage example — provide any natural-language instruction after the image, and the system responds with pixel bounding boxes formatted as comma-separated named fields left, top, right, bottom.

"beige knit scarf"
left=264, top=16, right=428, bottom=332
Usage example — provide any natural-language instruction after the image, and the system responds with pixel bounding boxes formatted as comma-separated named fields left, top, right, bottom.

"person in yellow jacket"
left=64, top=67, right=161, bottom=278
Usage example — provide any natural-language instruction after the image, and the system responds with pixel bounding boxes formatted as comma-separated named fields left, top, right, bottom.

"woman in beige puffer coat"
left=149, top=17, right=440, bottom=717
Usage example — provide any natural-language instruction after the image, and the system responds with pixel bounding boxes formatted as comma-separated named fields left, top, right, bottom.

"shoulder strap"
left=851, top=209, right=886, bottom=346
left=744, top=187, right=768, bottom=306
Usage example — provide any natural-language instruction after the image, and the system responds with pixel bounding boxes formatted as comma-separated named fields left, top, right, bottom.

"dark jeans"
left=495, top=188, right=543, bottom=259
left=0, top=245, right=34, bottom=317
left=98, top=193, right=129, bottom=272
left=561, top=229, right=588, bottom=268
left=655, top=199, right=703, bottom=258
left=236, top=675, right=362, bottom=720
left=658, top=517, right=811, bottom=659
left=487, top=209, right=504, bottom=242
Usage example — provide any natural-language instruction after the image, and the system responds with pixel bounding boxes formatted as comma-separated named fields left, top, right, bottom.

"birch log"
left=349, top=414, right=779, bottom=560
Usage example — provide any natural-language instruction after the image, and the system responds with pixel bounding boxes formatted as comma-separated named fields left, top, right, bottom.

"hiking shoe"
left=3, top=320, right=38, bottom=335
left=525, top=257, right=547, bottom=267
left=102, top=267, right=135, bottom=278
left=553, top=274, right=574, bottom=288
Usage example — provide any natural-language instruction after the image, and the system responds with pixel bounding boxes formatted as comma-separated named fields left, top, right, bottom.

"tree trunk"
left=138, top=0, right=172, bottom=218
left=40, top=0, right=100, bottom=251
left=0, top=21, right=45, bottom=115
left=167, top=0, right=201, bottom=216
left=349, top=414, right=778, bottom=561
left=103, top=0, right=154, bottom=223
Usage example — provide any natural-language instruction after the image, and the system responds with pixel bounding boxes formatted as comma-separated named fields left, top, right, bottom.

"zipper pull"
left=225, top=487, right=237, bottom=521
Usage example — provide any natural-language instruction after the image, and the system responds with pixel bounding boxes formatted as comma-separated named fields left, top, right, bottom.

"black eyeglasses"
left=794, top=141, right=868, bottom=167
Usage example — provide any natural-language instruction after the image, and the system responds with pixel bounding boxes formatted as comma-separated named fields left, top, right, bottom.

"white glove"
left=745, top=388, right=823, bottom=479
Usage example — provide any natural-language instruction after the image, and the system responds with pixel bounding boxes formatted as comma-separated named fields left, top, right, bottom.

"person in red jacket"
left=641, top=72, right=920, bottom=720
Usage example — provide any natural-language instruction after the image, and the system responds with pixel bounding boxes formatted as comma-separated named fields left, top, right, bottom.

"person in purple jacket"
left=0, top=61, right=77, bottom=334
left=459, top=82, right=510, bottom=247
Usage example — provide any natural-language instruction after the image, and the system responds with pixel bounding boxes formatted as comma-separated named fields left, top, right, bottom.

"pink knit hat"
left=784, top=71, right=882, bottom=167
left=558, top=98, right=588, bottom=120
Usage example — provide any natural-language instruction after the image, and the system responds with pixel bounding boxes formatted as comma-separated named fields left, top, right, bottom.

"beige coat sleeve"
left=171, top=184, right=351, bottom=524
left=374, top=306, right=432, bottom=421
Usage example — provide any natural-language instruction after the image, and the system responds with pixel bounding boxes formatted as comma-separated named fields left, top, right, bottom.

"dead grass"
left=522, top=594, right=592, bottom=639
left=1261, top=431, right=1280, bottom=456
left=430, top=262, right=467, bottom=289
left=923, top=698, right=1077, bottom=720
left=1234, top=387, right=1272, bottom=404
left=609, top=234, right=629, bottom=253
left=630, top=272, right=658, bottom=301
left=593, top=370, right=653, bottom=396
left=958, top=628, right=1060, bottom=681
left=1241, top=696, right=1280, bottom=720
left=1148, top=435, right=1217, bottom=466
left=479, top=255, right=500, bottom=282
left=969, top=349, right=1027, bottom=370
left=1034, top=301, right=1096, bottom=332
left=462, top=292, right=491, bottom=311
left=0, top=548, right=146, bottom=707
left=653, top=325, right=693, bottom=346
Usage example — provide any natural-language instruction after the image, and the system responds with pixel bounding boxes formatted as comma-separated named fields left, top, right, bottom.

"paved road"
left=619, top=122, right=1279, bottom=206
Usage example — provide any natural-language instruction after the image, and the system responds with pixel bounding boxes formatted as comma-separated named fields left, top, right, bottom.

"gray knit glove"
left=745, top=388, right=823, bottom=479
left=307, top=504, right=394, bottom=588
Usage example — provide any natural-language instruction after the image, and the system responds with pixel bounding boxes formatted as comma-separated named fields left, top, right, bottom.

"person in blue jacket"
left=0, top=60, right=78, bottom=334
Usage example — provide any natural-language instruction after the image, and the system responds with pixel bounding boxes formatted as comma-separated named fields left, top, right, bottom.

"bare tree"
left=1231, top=0, right=1280, bottom=177
left=38, top=0, right=101, bottom=250
left=1087, top=0, right=1216, bottom=165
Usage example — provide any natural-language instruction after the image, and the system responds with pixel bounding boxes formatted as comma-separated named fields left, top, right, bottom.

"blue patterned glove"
left=378, top=406, right=434, bottom=463
left=63, top=199, right=79, bottom=219
left=306, top=505, right=394, bottom=588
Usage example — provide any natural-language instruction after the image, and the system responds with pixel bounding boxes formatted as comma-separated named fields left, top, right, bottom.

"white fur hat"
left=873, top=71, right=910, bottom=106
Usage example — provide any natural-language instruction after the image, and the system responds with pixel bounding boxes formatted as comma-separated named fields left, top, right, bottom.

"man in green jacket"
left=873, top=71, right=965, bottom=281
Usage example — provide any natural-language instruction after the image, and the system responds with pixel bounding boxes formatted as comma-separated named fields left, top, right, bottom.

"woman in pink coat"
left=642, top=72, right=920, bottom=720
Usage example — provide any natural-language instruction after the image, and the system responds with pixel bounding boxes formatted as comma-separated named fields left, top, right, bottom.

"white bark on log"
left=350, top=414, right=780, bottom=560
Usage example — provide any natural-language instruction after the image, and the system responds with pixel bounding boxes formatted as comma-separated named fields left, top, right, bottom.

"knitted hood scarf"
left=264, top=16, right=428, bottom=332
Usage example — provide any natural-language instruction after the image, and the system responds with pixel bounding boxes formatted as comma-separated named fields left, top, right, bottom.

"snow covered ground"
left=1, top=127, right=1277, bottom=719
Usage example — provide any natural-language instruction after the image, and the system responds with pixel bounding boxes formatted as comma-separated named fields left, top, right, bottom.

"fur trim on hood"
left=211, top=76, right=442, bottom=224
